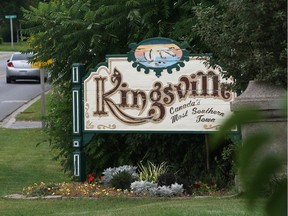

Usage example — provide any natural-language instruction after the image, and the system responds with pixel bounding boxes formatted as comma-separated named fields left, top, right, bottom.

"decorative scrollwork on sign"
left=97, top=124, right=116, bottom=130
left=85, top=103, right=90, bottom=118
left=203, top=124, right=221, bottom=130
left=86, top=120, right=94, bottom=129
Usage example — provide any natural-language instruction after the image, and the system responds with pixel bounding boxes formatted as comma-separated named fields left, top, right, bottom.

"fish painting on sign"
left=128, top=37, right=190, bottom=77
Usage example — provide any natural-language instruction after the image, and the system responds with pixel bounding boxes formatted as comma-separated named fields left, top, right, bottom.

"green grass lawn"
left=0, top=42, right=29, bottom=52
left=0, top=196, right=265, bottom=216
left=16, top=92, right=52, bottom=121
left=0, top=128, right=69, bottom=196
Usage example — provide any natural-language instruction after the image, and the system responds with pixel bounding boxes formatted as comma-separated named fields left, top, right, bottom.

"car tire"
left=6, top=77, right=11, bottom=84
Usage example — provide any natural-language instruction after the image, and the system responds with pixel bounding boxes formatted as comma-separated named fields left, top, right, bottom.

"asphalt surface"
left=0, top=52, right=50, bottom=122
left=0, top=95, right=42, bottom=129
left=0, top=51, right=47, bottom=129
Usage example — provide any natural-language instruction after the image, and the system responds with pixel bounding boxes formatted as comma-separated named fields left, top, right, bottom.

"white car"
left=6, top=52, right=47, bottom=83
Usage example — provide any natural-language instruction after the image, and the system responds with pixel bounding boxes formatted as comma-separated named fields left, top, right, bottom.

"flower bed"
left=23, top=182, right=135, bottom=198
left=22, top=164, right=228, bottom=198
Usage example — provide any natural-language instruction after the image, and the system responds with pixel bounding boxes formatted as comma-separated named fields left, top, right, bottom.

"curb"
left=0, top=95, right=43, bottom=129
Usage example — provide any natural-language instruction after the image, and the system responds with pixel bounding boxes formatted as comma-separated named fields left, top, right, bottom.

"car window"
left=12, top=53, right=33, bottom=61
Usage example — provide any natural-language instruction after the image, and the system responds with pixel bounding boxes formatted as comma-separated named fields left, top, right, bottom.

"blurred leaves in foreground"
left=212, top=105, right=287, bottom=216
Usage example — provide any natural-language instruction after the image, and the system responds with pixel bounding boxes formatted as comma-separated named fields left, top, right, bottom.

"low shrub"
left=130, top=180, right=184, bottom=197
left=102, top=165, right=138, bottom=186
left=130, top=181, right=158, bottom=195
left=177, top=177, right=193, bottom=195
left=110, top=171, right=137, bottom=190
left=193, top=181, right=218, bottom=196
left=157, top=172, right=177, bottom=186
left=148, top=183, right=184, bottom=197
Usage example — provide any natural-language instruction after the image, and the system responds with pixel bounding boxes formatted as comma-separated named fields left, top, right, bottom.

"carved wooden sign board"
left=72, top=37, right=235, bottom=180
left=83, top=38, right=234, bottom=132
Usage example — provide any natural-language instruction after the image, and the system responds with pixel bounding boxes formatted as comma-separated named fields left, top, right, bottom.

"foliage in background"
left=20, top=0, right=279, bottom=186
left=85, top=132, right=234, bottom=186
left=45, top=83, right=73, bottom=174
left=0, top=0, right=41, bottom=42
left=193, top=0, right=287, bottom=91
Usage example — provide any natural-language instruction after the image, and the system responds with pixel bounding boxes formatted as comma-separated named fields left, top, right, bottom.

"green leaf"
left=211, top=108, right=262, bottom=150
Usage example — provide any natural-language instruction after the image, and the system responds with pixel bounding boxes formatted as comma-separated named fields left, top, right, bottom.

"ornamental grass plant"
left=138, top=161, right=169, bottom=182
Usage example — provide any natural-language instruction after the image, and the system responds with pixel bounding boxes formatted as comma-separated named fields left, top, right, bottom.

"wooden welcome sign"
left=72, top=37, right=235, bottom=180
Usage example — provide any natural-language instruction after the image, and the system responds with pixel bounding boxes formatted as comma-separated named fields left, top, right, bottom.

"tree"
left=193, top=0, right=287, bottom=92
left=22, top=0, right=234, bottom=184
left=22, top=0, right=106, bottom=173
left=0, top=0, right=41, bottom=42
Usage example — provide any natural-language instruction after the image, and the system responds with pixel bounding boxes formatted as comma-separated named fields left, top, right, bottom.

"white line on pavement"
left=1, top=100, right=28, bottom=103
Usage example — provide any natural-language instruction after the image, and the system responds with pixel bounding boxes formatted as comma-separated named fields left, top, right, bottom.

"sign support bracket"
left=72, top=63, right=86, bottom=182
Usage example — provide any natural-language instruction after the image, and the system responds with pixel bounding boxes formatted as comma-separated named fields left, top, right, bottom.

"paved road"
left=0, top=52, right=49, bottom=122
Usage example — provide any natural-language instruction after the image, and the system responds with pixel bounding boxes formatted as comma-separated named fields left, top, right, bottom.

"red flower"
left=88, top=177, right=94, bottom=183
left=87, top=173, right=95, bottom=184
left=99, top=175, right=104, bottom=180
left=193, top=183, right=201, bottom=189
